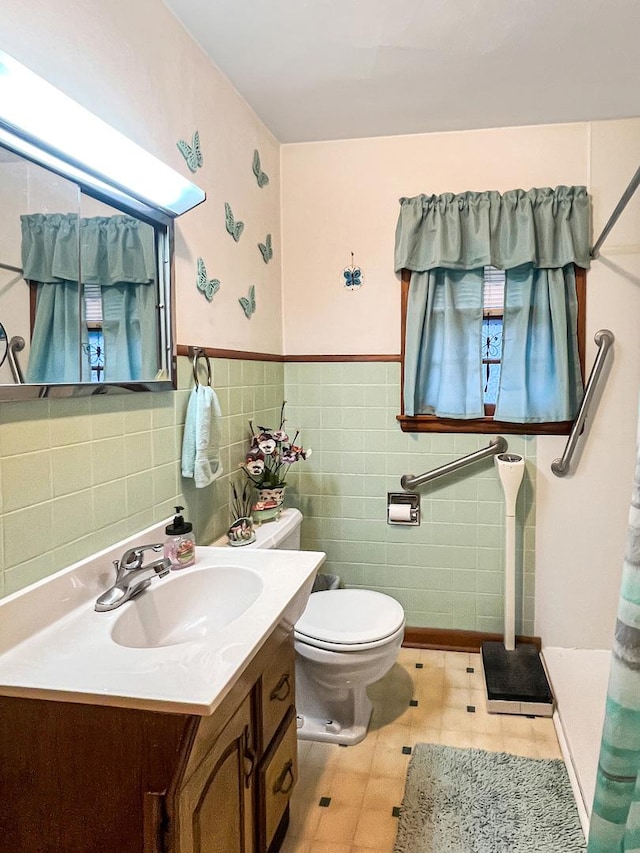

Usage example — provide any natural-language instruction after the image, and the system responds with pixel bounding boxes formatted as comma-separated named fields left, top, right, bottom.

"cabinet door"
left=258, top=708, right=298, bottom=852
left=174, top=694, right=255, bottom=853
left=261, top=637, right=295, bottom=749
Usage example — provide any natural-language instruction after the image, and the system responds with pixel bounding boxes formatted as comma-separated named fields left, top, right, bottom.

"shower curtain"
left=588, top=419, right=640, bottom=851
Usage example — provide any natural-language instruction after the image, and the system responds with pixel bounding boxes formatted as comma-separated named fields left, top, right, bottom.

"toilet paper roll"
left=388, top=504, right=413, bottom=522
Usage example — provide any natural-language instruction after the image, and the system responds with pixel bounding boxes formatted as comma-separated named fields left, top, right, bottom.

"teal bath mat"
left=394, top=744, right=586, bottom=853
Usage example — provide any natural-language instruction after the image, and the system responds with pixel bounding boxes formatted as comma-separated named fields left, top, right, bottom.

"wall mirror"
left=0, top=49, right=205, bottom=400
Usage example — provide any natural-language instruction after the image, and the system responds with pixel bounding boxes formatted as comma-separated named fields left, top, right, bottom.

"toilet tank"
left=213, top=508, right=302, bottom=550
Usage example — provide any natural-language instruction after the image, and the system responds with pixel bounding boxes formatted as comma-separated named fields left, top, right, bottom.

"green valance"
left=394, top=185, right=591, bottom=273
left=21, top=213, right=156, bottom=285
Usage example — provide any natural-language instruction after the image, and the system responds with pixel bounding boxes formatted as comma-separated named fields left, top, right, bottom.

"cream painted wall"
left=281, top=121, right=640, bottom=648
left=0, top=0, right=283, bottom=355
left=536, top=119, right=640, bottom=649
left=281, top=123, right=588, bottom=354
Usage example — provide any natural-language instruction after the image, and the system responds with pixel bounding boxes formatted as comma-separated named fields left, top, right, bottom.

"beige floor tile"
left=362, top=775, right=406, bottom=811
left=535, top=738, right=562, bottom=759
left=353, top=808, right=399, bottom=849
left=334, top=741, right=377, bottom=774
left=374, top=723, right=413, bottom=749
left=305, top=741, right=342, bottom=770
left=469, top=731, right=506, bottom=752
left=443, top=686, right=473, bottom=708
left=503, top=736, right=540, bottom=758
left=469, top=710, right=503, bottom=735
left=309, top=842, right=352, bottom=853
left=444, top=667, right=472, bottom=688
left=500, top=714, right=536, bottom=738
left=420, top=649, right=446, bottom=667
left=440, top=728, right=475, bottom=748
left=441, top=706, right=474, bottom=731
left=409, top=725, right=442, bottom=745
left=445, top=650, right=471, bottom=669
left=328, top=770, right=370, bottom=807
left=314, top=804, right=361, bottom=844
left=279, top=836, right=312, bottom=853
left=285, top=648, right=570, bottom=853
left=531, top=716, right=557, bottom=740
left=289, top=799, right=324, bottom=841
left=370, top=743, right=411, bottom=779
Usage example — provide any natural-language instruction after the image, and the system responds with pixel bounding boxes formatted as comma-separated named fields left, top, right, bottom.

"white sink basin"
left=0, top=522, right=325, bottom=715
left=111, top=566, right=263, bottom=648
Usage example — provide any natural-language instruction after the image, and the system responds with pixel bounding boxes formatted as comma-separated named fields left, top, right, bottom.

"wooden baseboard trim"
left=176, top=345, right=400, bottom=363
left=402, top=626, right=542, bottom=654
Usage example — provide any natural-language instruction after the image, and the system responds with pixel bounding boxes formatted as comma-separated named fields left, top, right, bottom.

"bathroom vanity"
left=0, top=534, right=324, bottom=853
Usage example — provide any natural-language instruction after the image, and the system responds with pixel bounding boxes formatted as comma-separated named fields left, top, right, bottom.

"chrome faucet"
left=95, top=543, right=171, bottom=612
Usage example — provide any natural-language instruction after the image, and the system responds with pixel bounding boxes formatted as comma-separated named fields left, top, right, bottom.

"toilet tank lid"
left=212, top=507, right=302, bottom=549
left=295, top=589, right=405, bottom=645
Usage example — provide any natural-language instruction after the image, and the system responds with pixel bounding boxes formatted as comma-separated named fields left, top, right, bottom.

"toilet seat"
left=295, top=589, right=405, bottom=652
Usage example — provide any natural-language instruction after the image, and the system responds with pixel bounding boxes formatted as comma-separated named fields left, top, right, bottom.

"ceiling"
left=164, top=0, right=640, bottom=144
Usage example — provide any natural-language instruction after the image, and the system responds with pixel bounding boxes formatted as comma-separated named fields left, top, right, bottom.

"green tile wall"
left=284, top=362, right=536, bottom=635
left=0, top=356, right=285, bottom=600
left=0, top=356, right=536, bottom=637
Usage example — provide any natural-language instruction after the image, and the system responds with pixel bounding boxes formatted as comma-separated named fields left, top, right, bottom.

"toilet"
left=214, top=508, right=405, bottom=745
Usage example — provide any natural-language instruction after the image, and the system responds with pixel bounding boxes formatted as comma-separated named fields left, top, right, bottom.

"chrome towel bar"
left=551, top=329, right=614, bottom=477
left=8, top=335, right=25, bottom=384
left=401, top=436, right=508, bottom=491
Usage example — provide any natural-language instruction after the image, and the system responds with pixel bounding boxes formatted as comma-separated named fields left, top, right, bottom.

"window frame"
left=397, top=265, right=587, bottom=435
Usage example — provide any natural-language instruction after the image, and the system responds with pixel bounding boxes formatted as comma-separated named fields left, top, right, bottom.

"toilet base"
left=296, top=710, right=372, bottom=746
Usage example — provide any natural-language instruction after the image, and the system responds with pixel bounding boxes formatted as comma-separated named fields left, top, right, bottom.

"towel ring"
left=192, top=347, right=212, bottom=388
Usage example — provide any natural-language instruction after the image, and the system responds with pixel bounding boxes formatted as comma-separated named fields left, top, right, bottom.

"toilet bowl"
left=214, top=508, right=405, bottom=745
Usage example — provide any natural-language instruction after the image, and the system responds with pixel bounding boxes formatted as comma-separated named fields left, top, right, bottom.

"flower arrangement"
left=241, top=402, right=311, bottom=491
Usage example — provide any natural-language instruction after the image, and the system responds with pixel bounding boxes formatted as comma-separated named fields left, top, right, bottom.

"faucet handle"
left=121, top=543, right=164, bottom=571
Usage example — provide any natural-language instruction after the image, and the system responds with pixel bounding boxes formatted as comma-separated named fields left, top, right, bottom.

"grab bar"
left=7, top=335, right=25, bottom=384
left=401, top=436, right=508, bottom=491
left=551, top=329, right=614, bottom=477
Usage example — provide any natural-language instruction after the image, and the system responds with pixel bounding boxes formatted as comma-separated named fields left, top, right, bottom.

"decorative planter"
left=252, top=486, right=286, bottom=524
left=227, top=517, right=256, bottom=547
left=255, top=486, right=286, bottom=505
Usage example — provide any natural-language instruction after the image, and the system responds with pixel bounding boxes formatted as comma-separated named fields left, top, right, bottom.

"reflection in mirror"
left=0, top=145, right=166, bottom=390
left=0, top=321, right=7, bottom=368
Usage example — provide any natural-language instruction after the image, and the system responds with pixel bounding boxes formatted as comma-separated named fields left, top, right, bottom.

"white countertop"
left=0, top=522, right=325, bottom=716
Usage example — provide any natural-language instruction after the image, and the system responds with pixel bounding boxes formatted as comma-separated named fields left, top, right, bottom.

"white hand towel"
left=181, top=385, right=223, bottom=488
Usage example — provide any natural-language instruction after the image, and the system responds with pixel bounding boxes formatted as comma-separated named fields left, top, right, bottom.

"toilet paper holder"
left=387, top=492, right=420, bottom=526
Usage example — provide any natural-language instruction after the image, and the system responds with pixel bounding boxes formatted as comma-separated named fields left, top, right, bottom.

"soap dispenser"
left=165, top=506, right=195, bottom=569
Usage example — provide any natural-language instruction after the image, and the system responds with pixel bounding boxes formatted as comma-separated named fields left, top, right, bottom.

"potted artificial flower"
left=241, top=402, right=311, bottom=521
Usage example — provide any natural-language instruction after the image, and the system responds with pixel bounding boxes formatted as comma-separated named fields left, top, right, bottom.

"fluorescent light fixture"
left=0, top=50, right=205, bottom=217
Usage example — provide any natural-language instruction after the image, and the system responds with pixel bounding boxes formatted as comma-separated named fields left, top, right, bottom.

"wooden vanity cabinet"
left=0, top=626, right=298, bottom=853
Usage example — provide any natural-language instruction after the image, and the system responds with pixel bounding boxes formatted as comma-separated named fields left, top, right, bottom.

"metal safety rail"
left=551, top=329, right=614, bottom=477
left=401, top=436, right=508, bottom=491
left=7, top=335, right=25, bottom=384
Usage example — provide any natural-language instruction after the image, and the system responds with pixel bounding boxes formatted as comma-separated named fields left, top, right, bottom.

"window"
left=398, top=265, right=586, bottom=435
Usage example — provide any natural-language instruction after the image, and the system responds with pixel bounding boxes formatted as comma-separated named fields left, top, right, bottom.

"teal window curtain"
left=21, top=213, right=156, bottom=383
left=588, top=440, right=640, bottom=852
left=404, top=268, right=484, bottom=418
left=395, top=186, right=590, bottom=422
left=21, top=214, right=81, bottom=383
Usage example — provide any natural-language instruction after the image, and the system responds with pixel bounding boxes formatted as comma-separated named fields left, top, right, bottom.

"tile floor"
left=281, top=647, right=563, bottom=853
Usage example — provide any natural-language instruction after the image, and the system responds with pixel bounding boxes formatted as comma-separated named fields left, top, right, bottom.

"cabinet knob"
left=272, top=759, right=295, bottom=796
left=269, top=673, right=291, bottom=702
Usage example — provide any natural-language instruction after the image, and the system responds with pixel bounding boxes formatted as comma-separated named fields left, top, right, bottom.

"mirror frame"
left=0, top=50, right=205, bottom=401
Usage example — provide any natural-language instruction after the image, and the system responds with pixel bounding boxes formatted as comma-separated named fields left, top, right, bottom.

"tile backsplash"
left=0, top=357, right=535, bottom=636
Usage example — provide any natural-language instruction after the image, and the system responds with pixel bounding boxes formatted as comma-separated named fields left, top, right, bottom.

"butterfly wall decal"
left=196, top=257, right=221, bottom=302
left=252, top=149, right=269, bottom=188
left=224, top=202, right=244, bottom=242
left=177, top=131, right=203, bottom=173
left=239, top=284, right=256, bottom=319
left=258, top=233, right=273, bottom=264
left=343, top=253, right=364, bottom=290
